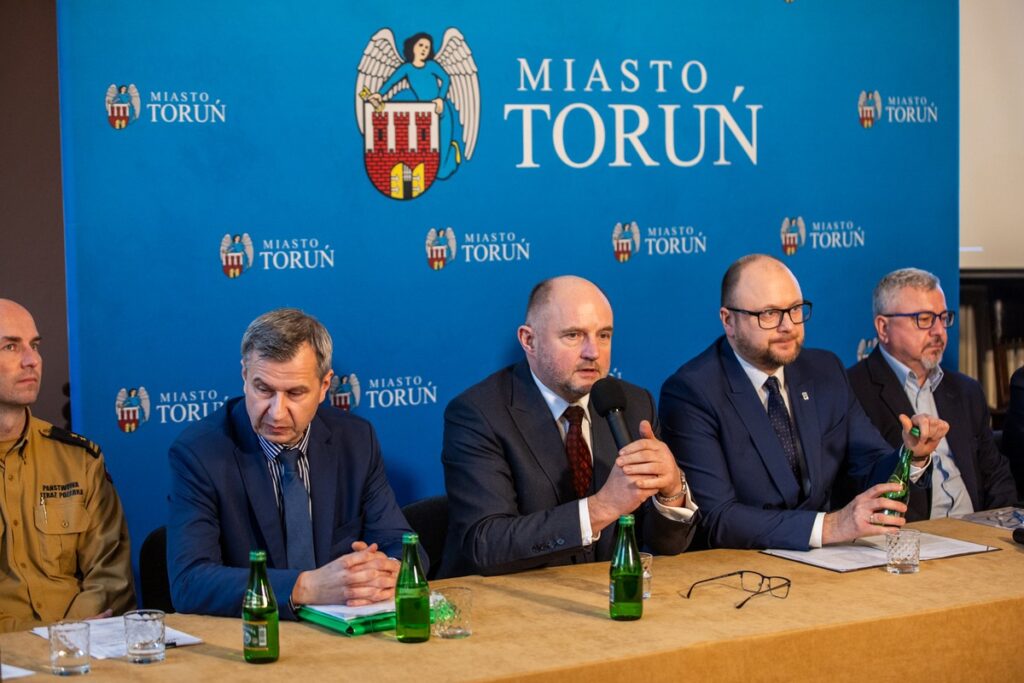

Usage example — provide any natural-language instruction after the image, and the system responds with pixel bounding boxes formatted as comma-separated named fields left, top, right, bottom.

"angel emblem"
left=425, top=227, right=457, bottom=270
left=329, top=374, right=361, bottom=412
left=612, top=221, right=641, bottom=263
left=780, top=217, right=806, bottom=256
left=105, top=84, right=141, bottom=129
left=356, top=29, right=480, bottom=181
left=220, top=233, right=254, bottom=278
left=856, top=337, right=878, bottom=362
left=858, top=90, right=882, bottom=128
left=115, top=386, right=150, bottom=433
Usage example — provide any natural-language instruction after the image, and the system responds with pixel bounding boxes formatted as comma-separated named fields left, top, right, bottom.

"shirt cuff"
left=809, top=512, right=825, bottom=548
left=651, top=491, right=698, bottom=523
left=910, top=457, right=932, bottom=482
left=579, top=498, right=599, bottom=545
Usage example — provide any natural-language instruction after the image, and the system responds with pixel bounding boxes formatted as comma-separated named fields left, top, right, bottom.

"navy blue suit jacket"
left=848, top=347, right=1017, bottom=520
left=659, top=337, right=897, bottom=550
left=440, top=360, right=695, bottom=578
left=167, top=397, right=416, bottom=618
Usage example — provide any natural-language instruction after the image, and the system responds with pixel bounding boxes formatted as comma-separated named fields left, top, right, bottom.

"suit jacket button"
left=555, top=538, right=565, bottom=546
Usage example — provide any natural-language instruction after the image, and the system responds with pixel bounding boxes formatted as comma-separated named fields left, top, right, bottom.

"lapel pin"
left=801, top=391, right=809, bottom=401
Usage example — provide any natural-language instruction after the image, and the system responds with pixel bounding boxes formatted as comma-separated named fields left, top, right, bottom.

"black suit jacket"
left=1003, top=366, right=1024, bottom=500
left=848, top=348, right=1017, bottom=520
left=439, top=360, right=695, bottom=578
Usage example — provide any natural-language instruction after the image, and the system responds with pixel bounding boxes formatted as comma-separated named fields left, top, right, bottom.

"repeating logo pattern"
left=354, top=28, right=481, bottom=200
left=780, top=217, right=806, bottom=256
left=858, top=90, right=882, bottom=128
left=329, top=374, right=361, bottom=411
left=220, top=233, right=254, bottom=278
left=115, top=386, right=150, bottom=432
left=105, top=84, right=141, bottom=129
left=612, top=221, right=640, bottom=263
left=425, top=228, right=457, bottom=270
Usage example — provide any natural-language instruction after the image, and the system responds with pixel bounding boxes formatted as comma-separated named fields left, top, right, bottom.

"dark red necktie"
left=563, top=405, right=593, bottom=498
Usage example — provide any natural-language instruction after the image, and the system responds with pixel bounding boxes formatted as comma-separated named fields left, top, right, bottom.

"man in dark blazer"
left=848, top=268, right=1016, bottom=520
left=1002, top=366, right=1024, bottom=500
left=440, top=276, right=696, bottom=578
left=167, top=309, right=415, bottom=618
left=659, top=255, right=948, bottom=550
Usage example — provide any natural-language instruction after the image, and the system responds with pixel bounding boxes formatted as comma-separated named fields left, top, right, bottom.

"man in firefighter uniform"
left=0, top=299, right=135, bottom=632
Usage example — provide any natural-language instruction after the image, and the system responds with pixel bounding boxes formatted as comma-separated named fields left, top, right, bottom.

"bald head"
left=519, top=276, right=614, bottom=402
left=0, top=299, right=43, bottom=413
left=719, top=255, right=806, bottom=373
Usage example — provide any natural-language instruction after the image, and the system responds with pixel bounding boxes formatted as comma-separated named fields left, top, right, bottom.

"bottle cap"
left=249, top=549, right=267, bottom=562
left=909, top=426, right=921, bottom=438
left=618, top=514, right=635, bottom=525
left=403, top=532, right=419, bottom=544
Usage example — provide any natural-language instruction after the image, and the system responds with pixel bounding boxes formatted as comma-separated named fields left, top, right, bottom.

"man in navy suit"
left=848, top=268, right=1016, bottom=520
left=440, top=276, right=696, bottom=578
left=167, top=309, right=416, bottom=618
left=659, top=255, right=948, bottom=550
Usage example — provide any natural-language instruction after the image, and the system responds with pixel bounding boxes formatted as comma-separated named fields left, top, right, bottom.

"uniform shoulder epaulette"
left=44, top=426, right=102, bottom=459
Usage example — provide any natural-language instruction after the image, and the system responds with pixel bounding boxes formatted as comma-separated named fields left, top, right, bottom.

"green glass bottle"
left=882, top=426, right=921, bottom=517
left=242, top=550, right=279, bottom=663
left=395, top=532, right=430, bottom=643
left=609, top=514, right=643, bottom=621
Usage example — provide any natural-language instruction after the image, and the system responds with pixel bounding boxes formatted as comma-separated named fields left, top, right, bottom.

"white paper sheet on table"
left=1, top=663, right=36, bottom=679
left=301, top=599, right=395, bottom=621
left=30, top=615, right=202, bottom=659
left=762, top=532, right=997, bottom=572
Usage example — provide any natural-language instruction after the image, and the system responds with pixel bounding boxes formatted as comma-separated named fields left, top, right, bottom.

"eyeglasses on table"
left=679, top=570, right=791, bottom=609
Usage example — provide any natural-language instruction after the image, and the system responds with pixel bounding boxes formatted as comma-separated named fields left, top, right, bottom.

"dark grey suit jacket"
left=439, top=360, right=695, bottom=578
left=848, top=348, right=1017, bottom=521
left=1003, top=366, right=1024, bottom=500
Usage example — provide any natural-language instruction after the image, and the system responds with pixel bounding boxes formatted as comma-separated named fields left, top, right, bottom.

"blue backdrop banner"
left=56, top=0, right=959, bottom=571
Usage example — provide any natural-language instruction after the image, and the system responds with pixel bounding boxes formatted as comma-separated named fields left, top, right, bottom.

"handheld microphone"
left=1013, top=528, right=1024, bottom=545
left=590, top=377, right=633, bottom=450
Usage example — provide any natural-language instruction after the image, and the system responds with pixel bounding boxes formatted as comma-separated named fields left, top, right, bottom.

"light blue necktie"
left=278, top=448, right=316, bottom=571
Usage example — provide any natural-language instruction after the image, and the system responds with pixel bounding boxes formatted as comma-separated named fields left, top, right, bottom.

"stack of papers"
left=30, top=615, right=202, bottom=658
left=763, top=532, right=996, bottom=572
left=297, top=600, right=397, bottom=637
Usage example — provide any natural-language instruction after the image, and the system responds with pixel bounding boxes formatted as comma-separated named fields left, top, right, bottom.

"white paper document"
left=1, top=663, right=36, bottom=679
left=762, top=532, right=997, bottom=572
left=301, top=599, right=395, bottom=620
left=30, top=615, right=202, bottom=659
left=955, top=506, right=1024, bottom=530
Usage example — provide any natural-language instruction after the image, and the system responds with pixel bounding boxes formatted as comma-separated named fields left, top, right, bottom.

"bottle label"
left=243, top=620, right=269, bottom=650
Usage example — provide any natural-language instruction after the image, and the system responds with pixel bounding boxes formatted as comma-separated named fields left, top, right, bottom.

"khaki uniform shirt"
left=0, top=410, right=135, bottom=632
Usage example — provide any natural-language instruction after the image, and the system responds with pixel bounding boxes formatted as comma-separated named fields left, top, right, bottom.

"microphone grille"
left=590, top=377, right=627, bottom=417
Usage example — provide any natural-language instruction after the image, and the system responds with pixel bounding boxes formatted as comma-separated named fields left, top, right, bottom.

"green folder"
left=297, top=606, right=398, bottom=636
left=297, top=606, right=439, bottom=637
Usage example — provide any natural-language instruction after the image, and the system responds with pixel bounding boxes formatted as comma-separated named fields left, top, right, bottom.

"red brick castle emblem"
left=355, top=28, right=480, bottom=201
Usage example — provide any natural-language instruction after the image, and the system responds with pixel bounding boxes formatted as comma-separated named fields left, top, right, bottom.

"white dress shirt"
left=530, top=371, right=696, bottom=546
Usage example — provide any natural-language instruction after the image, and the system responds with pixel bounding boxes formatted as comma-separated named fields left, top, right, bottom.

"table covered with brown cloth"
left=2, top=518, right=1022, bottom=682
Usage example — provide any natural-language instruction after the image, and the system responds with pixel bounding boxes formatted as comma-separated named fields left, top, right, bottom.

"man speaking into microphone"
left=439, top=276, right=696, bottom=578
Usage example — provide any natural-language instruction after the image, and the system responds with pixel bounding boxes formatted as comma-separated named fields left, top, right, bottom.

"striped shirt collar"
left=256, top=425, right=312, bottom=462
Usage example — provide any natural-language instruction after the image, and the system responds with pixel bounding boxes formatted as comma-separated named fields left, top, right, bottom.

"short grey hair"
left=872, top=268, right=942, bottom=316
left=240, top=308, right=333, bottom=379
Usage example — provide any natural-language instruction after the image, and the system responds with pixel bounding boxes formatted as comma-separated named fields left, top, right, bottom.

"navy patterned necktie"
left=763, top=376, right=801, bottom=484
left=562, top=406, right=593, bottom=498
left=278, top=448, right=316, bottom=571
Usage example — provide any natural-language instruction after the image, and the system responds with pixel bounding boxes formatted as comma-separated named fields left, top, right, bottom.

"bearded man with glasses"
left=848, top=268, right=1016, bottom=521
left=659, top=254, right=949, bottom=550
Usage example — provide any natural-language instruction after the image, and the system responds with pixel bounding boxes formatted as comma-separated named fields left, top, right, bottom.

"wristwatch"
left=656, top=471, right=688, bottom=504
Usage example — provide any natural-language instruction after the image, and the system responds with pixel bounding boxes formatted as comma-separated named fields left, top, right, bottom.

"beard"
left=734, top=332, right=803, bottom=371
left=920, top=341, right=946, bottom=371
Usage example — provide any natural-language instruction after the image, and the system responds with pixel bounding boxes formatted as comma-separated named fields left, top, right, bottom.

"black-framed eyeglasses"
left=679, top=570, right=791, bottom=609
left=879, top=310, right=955, bottom=330
left=725, top=302, right=812, bottom=330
